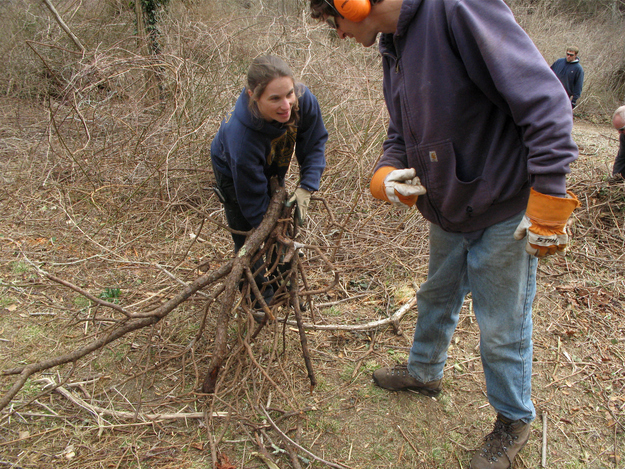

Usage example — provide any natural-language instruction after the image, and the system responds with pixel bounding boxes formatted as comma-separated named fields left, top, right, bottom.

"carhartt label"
left=429, top=151, right=438, bottom=162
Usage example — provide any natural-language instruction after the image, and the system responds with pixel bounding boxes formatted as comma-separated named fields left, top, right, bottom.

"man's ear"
left=334, top=0, right=371, bottom=22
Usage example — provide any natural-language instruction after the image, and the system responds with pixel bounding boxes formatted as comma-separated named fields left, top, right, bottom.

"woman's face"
left=251, top=76, right=296, bottom=123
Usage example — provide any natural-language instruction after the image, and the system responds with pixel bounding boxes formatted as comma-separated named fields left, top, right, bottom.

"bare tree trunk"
left=134, top=0, right=149, bottom=56
left=134, top=0, right=159, bottom=99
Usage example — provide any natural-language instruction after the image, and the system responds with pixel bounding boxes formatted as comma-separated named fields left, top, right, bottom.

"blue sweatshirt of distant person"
left=211, top=85, right=327, bottom=227
left=551, top=57, right=584, bottom=107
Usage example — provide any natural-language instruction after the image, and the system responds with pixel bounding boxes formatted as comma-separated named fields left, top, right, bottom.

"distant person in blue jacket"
left=551, top=47, right=584, bottom=108
left=612, top=105, right=625, bottom=178
left=211, top=55, right=327, bottom=306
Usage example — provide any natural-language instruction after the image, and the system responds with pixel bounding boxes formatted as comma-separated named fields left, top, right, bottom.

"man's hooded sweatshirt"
left=551, top=57, right=584, bottom=107
left=375, top=0, right=578, bottom=233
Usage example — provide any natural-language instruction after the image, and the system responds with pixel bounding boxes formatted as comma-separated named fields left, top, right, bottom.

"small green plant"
left=348, top=278, right=370, bottom=291
left=10, top=261, right=29, bottom=275
left=387, top=349, right=408, bottom=363
left=73, top=296, right=91, bottom=308
left=339, top=364, right=355, bottom=381
left=99, top=287, right=121, bottom=303
left=436, top=392, right=453, bottom=412
left=362, top=359, right=379, bottom=372
left=19, top=380, right=41, bottom=399
left=322, top=306, right=342, bottom=317
left=0, top=296, right=15, bottom=307
left=393, top=284, right=415, bottom=303
left=312, top=377, right=330, bottom=392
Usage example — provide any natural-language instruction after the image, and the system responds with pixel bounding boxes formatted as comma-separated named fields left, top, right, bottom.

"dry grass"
left=0, top=3, right=624, bottom=469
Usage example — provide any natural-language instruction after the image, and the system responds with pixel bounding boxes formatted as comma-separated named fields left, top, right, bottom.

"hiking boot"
left=470, top=414, right=531, bottom=469
left=372, top=364, right=442, bottom=396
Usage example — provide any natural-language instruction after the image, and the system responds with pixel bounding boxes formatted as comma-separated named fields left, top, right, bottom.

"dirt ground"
left=0, top=96, right=624, bottom=469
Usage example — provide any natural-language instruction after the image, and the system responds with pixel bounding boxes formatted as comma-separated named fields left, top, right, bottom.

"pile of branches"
left=0, top=179, right=340, bottom=412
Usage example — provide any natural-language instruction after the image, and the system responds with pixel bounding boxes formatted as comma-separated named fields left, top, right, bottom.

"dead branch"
left=289, top=252, right=316, bottom=393
left=245, top=266, right=275, bottom=320
left=282, top=296, right=416, bottom=331
left=40, top=0, right=86, bottom=54
left=36, top=377, right=227, bottom=422
left=0, top=175, right=350, bottom=413
left=201, top=181, right=288, bottom=393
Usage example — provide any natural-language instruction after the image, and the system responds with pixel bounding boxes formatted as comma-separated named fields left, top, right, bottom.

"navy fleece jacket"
left=551, top=57, right=584, bottom=107
left=211, top=85, right=327, bottom=227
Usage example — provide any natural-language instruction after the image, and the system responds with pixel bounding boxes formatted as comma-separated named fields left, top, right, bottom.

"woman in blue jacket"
left=211, top=55, right=327, bottom=305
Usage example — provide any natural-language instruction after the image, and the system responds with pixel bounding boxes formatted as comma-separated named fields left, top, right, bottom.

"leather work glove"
left=370, top=166, right=426, bottom=208
left=513, top=188, right=580, bottom=258
left=286, top=187, right=312, bottom=226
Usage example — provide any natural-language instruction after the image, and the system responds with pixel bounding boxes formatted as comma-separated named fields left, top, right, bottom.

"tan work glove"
left=513, top=188, right=580, bottom=258
left=370, top=167, right=426, bottom=208
left=286, top=187, right=312, bottom=226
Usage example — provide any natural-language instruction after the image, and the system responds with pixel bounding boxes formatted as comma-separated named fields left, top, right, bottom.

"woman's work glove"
left=513, top=188, right=580, bottom=258
left=286, top=187, right=312, bottom=226
left=370, top=167, right=426, bottom=208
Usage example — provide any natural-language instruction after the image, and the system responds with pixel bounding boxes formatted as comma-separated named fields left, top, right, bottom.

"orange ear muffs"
left=334, top=0, right=371, bottom=22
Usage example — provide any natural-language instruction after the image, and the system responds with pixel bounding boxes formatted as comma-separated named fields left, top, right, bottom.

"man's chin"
left=360, top=34, right=379, bottom=48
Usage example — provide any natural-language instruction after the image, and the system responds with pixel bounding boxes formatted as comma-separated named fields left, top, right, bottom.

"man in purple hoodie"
left=309, top=1, right=580, bottom=468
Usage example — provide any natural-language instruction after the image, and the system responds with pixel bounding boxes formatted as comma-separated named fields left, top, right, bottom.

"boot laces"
left=390, top=365, right=408, bottom=377
left=479, top=420, right=517, bottom=462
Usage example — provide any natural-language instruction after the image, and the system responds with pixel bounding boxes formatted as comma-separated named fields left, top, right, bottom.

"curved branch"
left=284, top=296, right=416, bottom=332
left=0, top=258, right=233, bottom=412
left=202, top=183, right=288, bottom=393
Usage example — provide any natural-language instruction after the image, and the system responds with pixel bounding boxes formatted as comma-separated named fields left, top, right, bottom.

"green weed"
left=99, top=287, right=121, bottom=303
left=322, top=306, right=343, bottom=317
left=10, top=261, right=29, bottom=275
left=387, top=349, right=408, bottom=363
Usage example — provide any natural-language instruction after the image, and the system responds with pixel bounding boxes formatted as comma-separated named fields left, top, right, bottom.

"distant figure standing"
left=612, top=105, right=625, bottom=178
left=551, top=47, right=584, bottom=108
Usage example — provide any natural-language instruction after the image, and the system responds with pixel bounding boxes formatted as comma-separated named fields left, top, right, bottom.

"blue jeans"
left=407, top=210, right=537, bottom=422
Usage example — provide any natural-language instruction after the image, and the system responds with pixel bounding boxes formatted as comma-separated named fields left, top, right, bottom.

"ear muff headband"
left=334, top=0, right=371, bottom=23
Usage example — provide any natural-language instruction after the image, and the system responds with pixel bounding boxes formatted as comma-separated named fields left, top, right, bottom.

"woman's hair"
left=246, top=55, right=300, bottom=128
